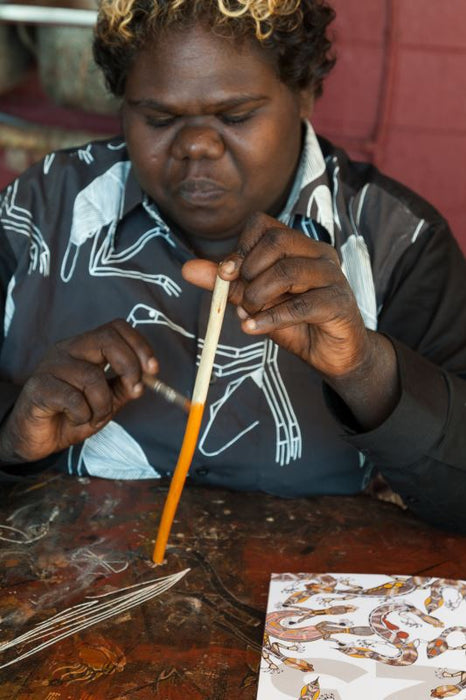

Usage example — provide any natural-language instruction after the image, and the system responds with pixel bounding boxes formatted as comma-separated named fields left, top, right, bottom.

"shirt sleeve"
left=0, top=190, right=47, bottom=480
left=0, top=216, right=23, bottom=424
left=325, top=220, right=466, bottom=532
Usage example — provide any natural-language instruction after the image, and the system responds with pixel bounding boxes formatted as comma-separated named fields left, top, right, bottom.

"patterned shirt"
left=1, top=123, right=466, bottom=531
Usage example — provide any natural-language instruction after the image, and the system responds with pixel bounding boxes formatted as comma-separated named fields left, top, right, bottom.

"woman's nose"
left=171, top=125, right=225, bottom=160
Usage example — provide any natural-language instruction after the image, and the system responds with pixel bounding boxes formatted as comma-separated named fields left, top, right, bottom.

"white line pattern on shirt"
left=60, top=162, right=180, bottom=296
left=0, top=180, right=50, bottom=276
left=198, top=339, right=302, bottom=466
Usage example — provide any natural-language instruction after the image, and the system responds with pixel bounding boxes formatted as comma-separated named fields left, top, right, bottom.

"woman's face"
left=122, top=23, right=312, bottom=241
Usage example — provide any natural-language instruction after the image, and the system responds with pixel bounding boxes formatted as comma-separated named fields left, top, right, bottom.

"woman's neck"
left=186, top=232, right=239, bottom=262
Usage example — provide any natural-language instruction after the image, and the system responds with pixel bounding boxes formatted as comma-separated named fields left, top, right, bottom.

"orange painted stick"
left=153, top=276, right=230, bottom=564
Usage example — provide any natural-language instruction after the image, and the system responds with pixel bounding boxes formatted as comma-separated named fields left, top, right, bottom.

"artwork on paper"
left=257, top=573, right=466, bottom=700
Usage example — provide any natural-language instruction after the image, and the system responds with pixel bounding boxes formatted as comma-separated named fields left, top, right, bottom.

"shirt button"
left=196, top=468, right=209, bottom=477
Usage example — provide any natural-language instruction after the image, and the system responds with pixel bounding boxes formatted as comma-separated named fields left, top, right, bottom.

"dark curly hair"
left=93, top=0, right=336, bottom=98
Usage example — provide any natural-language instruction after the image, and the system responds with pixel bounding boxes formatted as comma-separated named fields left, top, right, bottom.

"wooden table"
left=1, top=474, right=466, bottom=699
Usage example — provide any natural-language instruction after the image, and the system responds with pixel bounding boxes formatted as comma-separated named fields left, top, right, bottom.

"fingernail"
left=244, top=318, right=257, bottom=331
left=147, top=357, right=158, bottom=373
left=220, top=260, right=236, bottom=275
left=237, top=305, right=249, bottom=320
left=133, top=382, right=143, bottom=395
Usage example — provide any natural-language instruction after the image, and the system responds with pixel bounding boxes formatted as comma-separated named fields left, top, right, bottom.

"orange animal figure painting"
left=52, top=636, right=126, bottom=685
left=153, top=276, right=230, bottom=564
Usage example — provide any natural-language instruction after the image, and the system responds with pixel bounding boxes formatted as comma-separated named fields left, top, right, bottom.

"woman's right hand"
left=0, top=319, right=158, bottom=464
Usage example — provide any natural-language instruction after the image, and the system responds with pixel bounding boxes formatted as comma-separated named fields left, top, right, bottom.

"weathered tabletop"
left=1, top=474, right=466, bottom=699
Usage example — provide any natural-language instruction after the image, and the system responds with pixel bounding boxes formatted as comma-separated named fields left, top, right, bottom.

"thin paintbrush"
left=104, top=363, right=190, bottom=414
left=153, top=275, right=230, bottom=564
left=142, top=373, right=191, bottom=413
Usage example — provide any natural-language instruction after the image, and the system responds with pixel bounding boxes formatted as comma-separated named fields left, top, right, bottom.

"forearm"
left=0, top=412, right=63, bottom=480
left=326, top=339, right=466, bottom=530
left=0, top=413, right=30, bottom=465
left=323, top=331, right=400, bottom=432
left=0, top=382, right=59, bottom=476
left=382, top=458, right=466, bottom=533
left=378, top=359, right=466, bottom=531
left=0, top=381, right=23, bottom=464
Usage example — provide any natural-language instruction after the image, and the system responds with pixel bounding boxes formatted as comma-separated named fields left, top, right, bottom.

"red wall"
left=313, top=0, right=466, bottom=255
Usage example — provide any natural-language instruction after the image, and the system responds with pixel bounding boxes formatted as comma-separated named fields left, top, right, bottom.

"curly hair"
left=93, top=0, right=336, bottom=98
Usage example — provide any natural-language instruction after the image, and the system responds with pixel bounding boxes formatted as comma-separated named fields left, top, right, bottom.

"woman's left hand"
left=183, top=212, right=401, bottom=430
left=183, top=212, right=371, bottom=380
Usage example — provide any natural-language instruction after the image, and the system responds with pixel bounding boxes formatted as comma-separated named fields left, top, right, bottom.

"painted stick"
left=153, top=275, right=230, bottom=564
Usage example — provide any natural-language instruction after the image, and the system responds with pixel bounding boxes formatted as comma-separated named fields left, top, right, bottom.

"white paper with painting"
left=257, top=573, right=466, bottom=699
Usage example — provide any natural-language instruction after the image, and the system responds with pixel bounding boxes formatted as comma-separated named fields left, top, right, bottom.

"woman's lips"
left=177, top=178, right=227, bottom=205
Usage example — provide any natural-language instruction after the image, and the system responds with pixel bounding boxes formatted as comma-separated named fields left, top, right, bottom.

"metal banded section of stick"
left=142, top=374, right=191, bottom=413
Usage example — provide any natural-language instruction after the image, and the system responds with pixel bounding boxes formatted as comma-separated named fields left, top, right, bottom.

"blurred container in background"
left=0, top=24, right=32, bottom=93
left=37, top=25, right=119, bottom=114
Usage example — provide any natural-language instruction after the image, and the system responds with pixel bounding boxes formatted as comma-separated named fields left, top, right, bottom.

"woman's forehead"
left=125, top=24, right=286, bottom=102
left=133, top=24, right=277, bottom=80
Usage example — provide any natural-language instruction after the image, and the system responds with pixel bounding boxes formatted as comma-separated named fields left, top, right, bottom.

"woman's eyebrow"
left=126, top=95, right=268, bottom=112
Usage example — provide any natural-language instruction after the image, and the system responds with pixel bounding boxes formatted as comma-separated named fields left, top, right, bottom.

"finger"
left=43, top=359, right=116, bottom=426
left=182, top=259, right=218, bottom=290
left=240, top=256, right=343, bottom=316
left=57, top=320, right=157, bottom=397
left=240, top=226, right=336, bottom=282
left=110, top=319, right=158, bottom=373
left=182, top=258, right=246, bottom=308
left=241, top=286, right=356, bottom=335
left=5, top=375, right=97, bottom=462
left=105, top=319, right=159, bottom=394
left=218, top=212, right=289, bottom=278
left=24, top=373, right=94, bottom=426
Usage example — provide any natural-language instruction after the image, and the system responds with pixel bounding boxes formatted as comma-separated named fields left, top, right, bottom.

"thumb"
left=182, top=259, right=219, bottom=291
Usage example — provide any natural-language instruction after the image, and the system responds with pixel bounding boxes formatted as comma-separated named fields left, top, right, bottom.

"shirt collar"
left=121, top=164, right=146, bottom=218
left=278, top=120, right=331, bottom=224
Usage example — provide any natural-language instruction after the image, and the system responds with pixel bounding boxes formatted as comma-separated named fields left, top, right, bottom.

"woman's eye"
left=146, top=116, right=175, bottom=128
left=221, top=112, right=253, bottom=125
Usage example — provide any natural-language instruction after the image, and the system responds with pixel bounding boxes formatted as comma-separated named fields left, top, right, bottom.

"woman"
left=0, top=0, right=465, bottom=530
